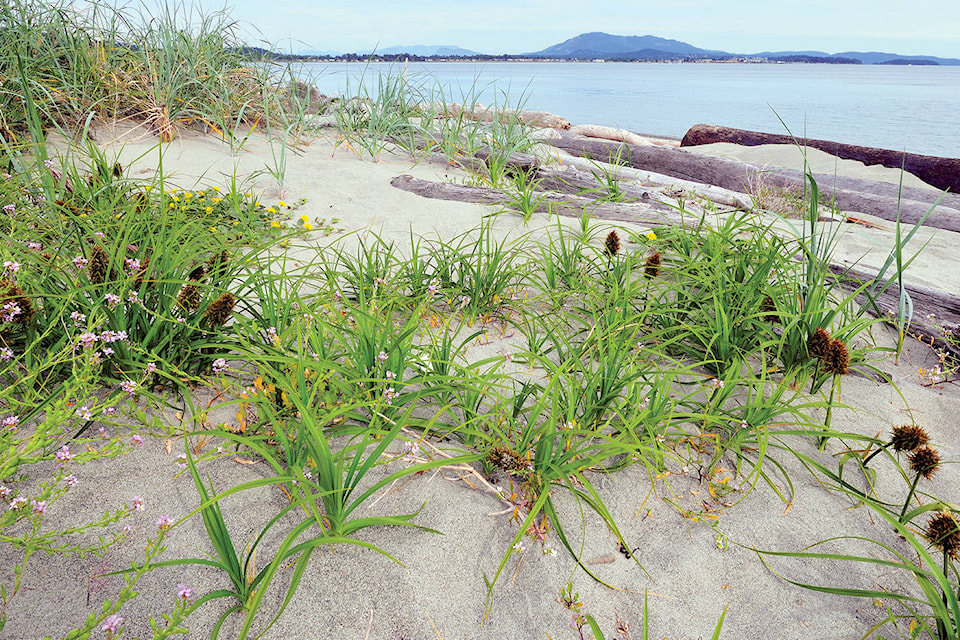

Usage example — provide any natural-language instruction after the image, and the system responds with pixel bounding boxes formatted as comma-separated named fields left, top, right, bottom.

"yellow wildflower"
left=303, top=222, right=313, bottom=231
left=645, top=231, right=657, bottom=241
left=271, top=220, right=281, bottom=228
left=300, top=214, right=309, bottom=223
left=279, top=200, right=287, bottom=208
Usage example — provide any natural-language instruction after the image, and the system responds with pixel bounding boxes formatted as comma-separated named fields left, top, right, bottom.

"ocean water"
left=295, top=61, right=960, bottom=158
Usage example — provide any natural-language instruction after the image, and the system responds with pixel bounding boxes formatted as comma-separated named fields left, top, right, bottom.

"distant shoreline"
left=251, top=52, right=883, bottom=66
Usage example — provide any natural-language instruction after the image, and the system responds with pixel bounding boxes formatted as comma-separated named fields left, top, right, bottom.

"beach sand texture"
left=4, top=124, right=960, bottom=640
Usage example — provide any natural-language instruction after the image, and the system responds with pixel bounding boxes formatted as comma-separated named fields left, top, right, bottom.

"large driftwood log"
left=390, top=174, right=684, bottom=226
left=540, top=133, right=960, bottom=233
left=681, top=124, right=960, bottom=193
left=568, top=124, right=654, bottom=146
left=545, top=149, right=755, bottom=210
left=438, top=103, right=571, bottom=129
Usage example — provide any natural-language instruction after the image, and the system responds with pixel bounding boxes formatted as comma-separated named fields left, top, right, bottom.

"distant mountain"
left=527, top=32, right=726, bottom=58
left=291, top=33, right=960, bottom=65
left=299, top=48, right=342, bottom=56
left=525, top=32, right=960, bottom=65
left=359, top=44, right=481, bottom=56
left=832, top=51, right=960, bottom=65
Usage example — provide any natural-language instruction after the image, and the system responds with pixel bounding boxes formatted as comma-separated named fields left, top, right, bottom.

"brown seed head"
left=808, top=327, right=832, bottom=360
left=487, top=446, right=531, bottom=474
left=644, top=251, right=661, bottom=279
left=0, top=280, right=35, bottom=324
left=206, top=250, right=230, bottom=279
left=604, top=230, right=620, bottom=257
left=177, top=283, right=202, bottom=313
left=822, top=338, right=850, bottom=376
left=187, top=264, right=206, bottom=282
left=203, top=292, right=236, bottom=327
left=890, top=424, right=931, bottom=453
left=132, top=257, right=150, bottom=290
left=926, top=511, right=960, bottom=559
left=909, top=445, right=942, bottom=480
left=88, top=245, right=109, bottom=284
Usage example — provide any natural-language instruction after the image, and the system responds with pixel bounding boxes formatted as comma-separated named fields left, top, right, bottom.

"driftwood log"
left=437, top=103, right=571, bottom=129
left=568, top=124, right=654, bottom=146
left=681, top=124, right=960, bottom=194
left=390, top=174, right=683, bottom=226
left=540, top=133, right=960, bottom=233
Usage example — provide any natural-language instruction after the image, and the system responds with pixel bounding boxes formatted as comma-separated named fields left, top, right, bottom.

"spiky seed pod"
left=87, top=245, right=109, bottom=284
left=909, top=445, right=942, bottom=480
left=487, top=446, right=531, bottom=474
left=604, top=230, right=620, bottom=257
left=808, top=327, right=832, bottom=360
left=203, top=293, right=236, bottom=327
left=926, top=511, right=960, bottom=559
left=643, top=251, right=661, bottom=279
left=177, top=284, right=202, bottom=313
left=823, top=338, right=850, bottom=376
left=890, top=424, right=931, bottom=453
left=0, top=281, right=34, bottom=323
left=132, top=257, right=150, bottom=291
left=187, top=264, right=206, bottom=282
left=207, top=250, right=230, bottom=280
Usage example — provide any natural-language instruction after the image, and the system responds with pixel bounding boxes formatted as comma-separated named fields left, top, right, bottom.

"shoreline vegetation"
left=3, top=1, right=960, bottom=639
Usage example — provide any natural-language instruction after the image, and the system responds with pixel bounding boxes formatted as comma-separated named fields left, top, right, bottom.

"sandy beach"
left=3, top=120, right=960, bottom=640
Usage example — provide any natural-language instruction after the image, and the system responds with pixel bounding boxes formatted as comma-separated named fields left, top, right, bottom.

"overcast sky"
left=207, top=0, right=960, bottom=58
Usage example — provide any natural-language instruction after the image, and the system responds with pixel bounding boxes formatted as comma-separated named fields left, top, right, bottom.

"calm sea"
left=295, top=61, right=960, bottom=158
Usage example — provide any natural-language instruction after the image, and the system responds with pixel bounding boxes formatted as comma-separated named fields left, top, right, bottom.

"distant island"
left=244, top=32, right=960, bottom=66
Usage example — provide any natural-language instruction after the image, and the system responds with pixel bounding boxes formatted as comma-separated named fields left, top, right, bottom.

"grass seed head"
left=187, top=264, right=206, bottom=282
left=88, top=245, right=110, bottom=284
left=909, top=445, right=942, bottom=480
left=808, top=327, right=832, bottom=360
left=206, top=250, right=231, bottom=279
left=643, top=251, right=661, bottom=279
left=488, top=446, right=531, bottom=474
left=0, top=280, right=35, bottom=324
left=177, top=283, right=202, bottom=313
left=823, top=338, right=850, bottom=375
left=203, top=292, right=236, bottom=327
left=604, top=230, right=620, bottom=257
left=890, top=424, right=931, bottom=453
left=926, top=511, right=960, bottom=559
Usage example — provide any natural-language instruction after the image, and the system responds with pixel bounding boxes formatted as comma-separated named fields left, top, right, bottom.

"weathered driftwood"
left=546, top=149, right=755, bottom=210
left=533, top=165, right=718, bottom=214
left=681, top=124, right=960, bottom=193
left=540, top=133, right=960, bottom=233
left=438, top=103, right=571, bottom=129
left=390, top=174, right=685, bottom=226
left=568, top=124, right=654, bottom=146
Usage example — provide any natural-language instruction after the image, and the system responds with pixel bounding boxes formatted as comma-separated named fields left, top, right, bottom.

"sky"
left=207, top=0, right=960, bottom=58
